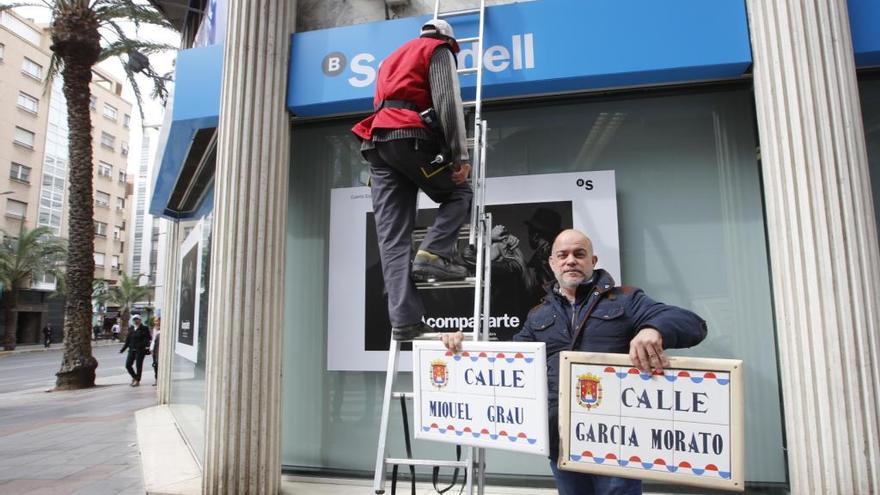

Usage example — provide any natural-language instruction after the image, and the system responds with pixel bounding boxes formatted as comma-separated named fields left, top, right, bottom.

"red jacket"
left=351, top=37, right=453, bottom=140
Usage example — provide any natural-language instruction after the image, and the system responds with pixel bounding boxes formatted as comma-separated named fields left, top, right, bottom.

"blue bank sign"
left=287, top=0, right=753, bottom=117
left=321, top=32, right=535, bottom=89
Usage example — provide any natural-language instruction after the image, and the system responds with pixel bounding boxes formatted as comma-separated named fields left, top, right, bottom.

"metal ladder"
left=373, top=1, right=491, bottom=493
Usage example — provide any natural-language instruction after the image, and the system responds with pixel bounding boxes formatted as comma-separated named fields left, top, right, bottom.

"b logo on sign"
left=322, top=52, right=347, bottom=76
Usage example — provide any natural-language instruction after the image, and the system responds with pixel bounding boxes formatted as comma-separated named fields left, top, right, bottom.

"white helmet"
left=420, top=19, right=459, bottom=52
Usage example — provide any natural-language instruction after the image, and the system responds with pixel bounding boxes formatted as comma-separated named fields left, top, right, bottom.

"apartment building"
left=0, top=11, right=51, bottom=239
left=0, top=11, right=133, bottom=345
left=89, top=69, right=133, bottom=284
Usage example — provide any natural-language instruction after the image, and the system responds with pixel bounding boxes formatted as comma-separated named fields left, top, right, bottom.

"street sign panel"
left=413, top=341, right=548, bottom=455
left=559, top=352, right=744, bottom=492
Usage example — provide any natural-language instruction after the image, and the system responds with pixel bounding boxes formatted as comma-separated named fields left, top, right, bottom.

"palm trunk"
left=52, top=10, right=101, bottom=390
left=3, top=288, right=19, bottom=351
left=120, top=308, right=130, bottom=342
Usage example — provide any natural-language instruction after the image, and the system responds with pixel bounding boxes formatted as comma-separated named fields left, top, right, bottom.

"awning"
left=150, top=43, right=223, bottom=219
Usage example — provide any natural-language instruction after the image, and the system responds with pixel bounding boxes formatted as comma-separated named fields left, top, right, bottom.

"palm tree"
left=109, top=272, right=150, bottom=341
left=1, top=1, right=175, bottom=389
left=0, top=226, right=67, bottom=351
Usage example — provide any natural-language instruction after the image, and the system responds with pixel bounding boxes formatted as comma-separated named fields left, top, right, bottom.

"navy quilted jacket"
left=513, top=269, right=708, bottom=456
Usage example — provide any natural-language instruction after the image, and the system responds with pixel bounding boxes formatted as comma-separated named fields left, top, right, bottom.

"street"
left=0, top=344, right=155, bottom=494
left=0, top=344, right=132, bottom=394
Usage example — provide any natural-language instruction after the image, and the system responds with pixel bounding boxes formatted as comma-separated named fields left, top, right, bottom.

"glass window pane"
left=6, top=199, right=26, bottom=218
left=10, top=163, right=30, bottom=182
left=169, top=215, right=214, bottom=464
left=859, top=78, right=880, bottom=238
left=103, top=103, right=118, bottom=121
left=14, top=127, right=35, bottom=147
left=21, top=57, right=42, bottom=79
left=17, top=92, right=38, bottom=113
left=101, top=132, right=115, bottom=148
left=95, top=191, right=110, bottom=207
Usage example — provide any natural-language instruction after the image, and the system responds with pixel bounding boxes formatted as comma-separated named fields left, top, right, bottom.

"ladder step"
left=411, top=225, right=472, bottom=243
left=411, top=232, right=471, bottom=244
left=416, top=278, right=477, bottom=289
left=457, top=36, right=479, bottom=44
left=457, top=67, right=478, bottom=75
left=437, top=7, right=481, bottom=17
left=391, top=392, right=414, bottom=399
left=413, top=224, right=470, bottom=235
left=463, top=100, right=476, bottom=108
left=386, top=458, right=471, bottom=468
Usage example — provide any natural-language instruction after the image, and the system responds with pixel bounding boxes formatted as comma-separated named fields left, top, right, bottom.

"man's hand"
left=440, top=331, right=464, bottom=353
left=451, top=162, right=471, bottom=185
left=628, top=327, right=670, bottom=373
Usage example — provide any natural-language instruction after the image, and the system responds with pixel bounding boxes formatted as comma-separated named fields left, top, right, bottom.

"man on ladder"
left=352, top=18, right=472, bottom=342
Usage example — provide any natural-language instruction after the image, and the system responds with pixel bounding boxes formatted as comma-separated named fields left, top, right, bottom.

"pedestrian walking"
left=120, top=315, right=151, bottom=386
left=111, top=322, right=120, bottom=341
left=42, top=323, right=52, bottom=348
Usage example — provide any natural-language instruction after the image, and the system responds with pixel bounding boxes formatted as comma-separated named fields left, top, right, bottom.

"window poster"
left=327, top=171, right=620, bottom=371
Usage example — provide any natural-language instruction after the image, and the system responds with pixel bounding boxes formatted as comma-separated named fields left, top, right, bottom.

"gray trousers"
left=365, top=138, right=473, bottom=327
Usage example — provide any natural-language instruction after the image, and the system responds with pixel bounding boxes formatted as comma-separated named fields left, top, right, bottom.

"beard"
left=557, top=268, right=593, bottom=290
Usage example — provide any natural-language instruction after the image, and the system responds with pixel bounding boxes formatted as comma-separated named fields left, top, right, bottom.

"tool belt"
left=377, top=100, right=453, bottom=169
left=375, top=99, right=420, bottom=111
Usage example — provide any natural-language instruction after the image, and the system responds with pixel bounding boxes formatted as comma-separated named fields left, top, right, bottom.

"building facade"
left=0, top=11, right=52, bottom=243
left=0, top=10, right=133, bottom=345
left=148, top=0, right=880, bottom=492
left=87, top=69, right=133, bottom=286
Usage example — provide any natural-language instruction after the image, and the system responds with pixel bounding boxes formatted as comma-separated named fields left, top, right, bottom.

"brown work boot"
left=412, top=250, right=468, bottom=282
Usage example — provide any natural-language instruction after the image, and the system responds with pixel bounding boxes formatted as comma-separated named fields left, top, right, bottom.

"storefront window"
left=283, top=87, right=787, bottom=484
left=860, top=78, right=880, bottom=237
left=169, top=213, right=213, bottom=463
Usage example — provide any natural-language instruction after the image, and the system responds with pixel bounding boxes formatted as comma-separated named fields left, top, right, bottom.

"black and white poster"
left=328, top=171, right=619, bottom=371
left=176, top=222, right=202, bottom=362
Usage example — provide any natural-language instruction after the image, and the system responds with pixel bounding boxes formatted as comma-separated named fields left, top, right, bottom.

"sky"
left=11, top=5, right=180, bottom=177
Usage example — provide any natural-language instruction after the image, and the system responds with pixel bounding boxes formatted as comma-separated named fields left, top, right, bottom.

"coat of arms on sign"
left=577, top=373, right=602, bottom=410
left=431, top=359, right=448, bottom=389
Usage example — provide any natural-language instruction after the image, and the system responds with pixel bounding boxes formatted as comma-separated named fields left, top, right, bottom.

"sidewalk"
left=0, top=346, right=156, bottom=495
left=137, top=405, right=560, bottom=494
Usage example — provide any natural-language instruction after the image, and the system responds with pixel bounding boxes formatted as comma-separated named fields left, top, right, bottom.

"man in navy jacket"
left=443, top=229, right=707, bottom=495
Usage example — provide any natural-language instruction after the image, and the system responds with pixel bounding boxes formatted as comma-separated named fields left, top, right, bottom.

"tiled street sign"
left=413, top=341, right=549, bottom=456
left=559, top=352, right=744, bottom=492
